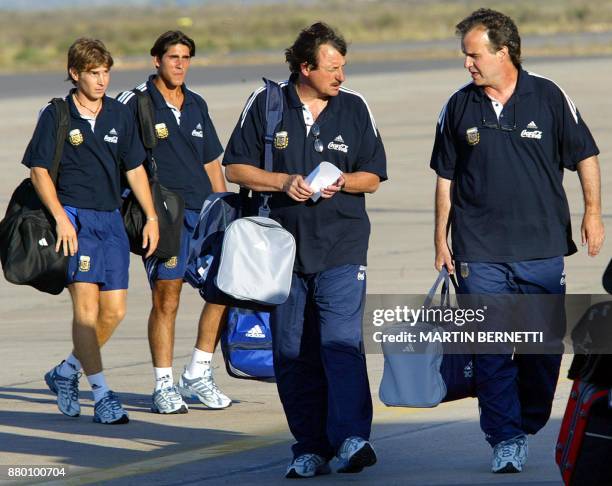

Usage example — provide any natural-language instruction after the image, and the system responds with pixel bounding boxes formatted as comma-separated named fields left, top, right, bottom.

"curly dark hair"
left=456, top=8, right=521, bottom=67
left=285, top=22, right=347, bottom=74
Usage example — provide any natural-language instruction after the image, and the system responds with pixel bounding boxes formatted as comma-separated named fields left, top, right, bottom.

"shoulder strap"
left=134, top=89, right=158, bottom=151
left=263, top=78, right=283, bottom=173
left=49, top=97, right=69, bottom=184
left=133, top=89, right=159, bottom=179
left=258, top=78, right=283, bottom=216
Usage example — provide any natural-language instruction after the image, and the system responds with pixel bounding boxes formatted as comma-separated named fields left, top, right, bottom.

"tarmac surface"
left=0, top=56, right=610, bottom=485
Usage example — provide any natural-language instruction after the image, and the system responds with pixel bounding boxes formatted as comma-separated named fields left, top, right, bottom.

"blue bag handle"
left=424, top=267, right=458, bottom=308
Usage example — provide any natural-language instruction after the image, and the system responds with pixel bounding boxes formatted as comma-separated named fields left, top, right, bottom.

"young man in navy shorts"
left=118, top=31, right=230, bottom=414
left=25, top=38, right=159, bottom=424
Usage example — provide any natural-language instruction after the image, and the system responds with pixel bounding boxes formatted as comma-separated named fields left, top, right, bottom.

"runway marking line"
left=36, top=431, right=289, bottom=486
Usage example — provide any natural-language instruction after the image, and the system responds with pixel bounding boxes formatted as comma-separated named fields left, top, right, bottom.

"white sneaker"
left=151, top=385, right=188, bottom=414
left=491, top=434, right=528, bottom=473
left=178, top=367, right=231, bottom=409
left=285, top=453, right=331, bottom=478
left=44, top=363, right=81, bottom=417
left=336, top=436, right=377, bottom=473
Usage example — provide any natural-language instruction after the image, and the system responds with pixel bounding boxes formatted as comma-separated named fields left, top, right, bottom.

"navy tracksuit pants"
left=456, top=257, right=565, bottom=447
left=270, top=264, right=373, bottom=460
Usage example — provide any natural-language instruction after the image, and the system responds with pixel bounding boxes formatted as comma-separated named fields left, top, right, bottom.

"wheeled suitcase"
left=556, top=380, right=612, bottom=485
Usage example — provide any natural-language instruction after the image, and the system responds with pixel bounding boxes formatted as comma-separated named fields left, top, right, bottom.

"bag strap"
left=258, top=77, right=284, bottom=217
left=424, top=267, right=458, bottom=308
left=133, top=89, right=159, bottom=180
left=48, top=97, right=70, bottom=184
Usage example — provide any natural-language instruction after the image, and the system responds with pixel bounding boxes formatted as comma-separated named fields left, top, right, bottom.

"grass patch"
left=0, top=0, right=611, bottom=72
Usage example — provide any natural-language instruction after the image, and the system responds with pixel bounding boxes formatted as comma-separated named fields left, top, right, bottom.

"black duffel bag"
left=120, top=89, right=184, bottom=259
left=121, top=163, right=184, bottom=259
left=0, top=98, right=70, bottom=295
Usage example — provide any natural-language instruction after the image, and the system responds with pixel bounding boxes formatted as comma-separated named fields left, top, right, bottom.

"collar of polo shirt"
left=287, top=73, right=342, bottom=119
left=147, top=74, right=195, bottom=112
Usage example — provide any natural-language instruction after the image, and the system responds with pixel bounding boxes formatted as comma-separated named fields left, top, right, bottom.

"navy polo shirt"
left=24, top=91, right=145, bottom=211
left=117, top=76, right=224, bottom=210
left=430, top=68, right=599, bottom=262
left=223, top=74, right=387, bottom=274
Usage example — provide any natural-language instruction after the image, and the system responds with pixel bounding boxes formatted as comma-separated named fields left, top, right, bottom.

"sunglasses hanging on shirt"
left=311, top=123, right=324, bottom=153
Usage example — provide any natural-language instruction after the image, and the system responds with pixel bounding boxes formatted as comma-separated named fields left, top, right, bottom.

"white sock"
left=185, top=348, right=212, bottom=379
left=87, top=372, right=110, bottom=403
left=58, top=353, right=82, bottom=377
left=154, top=367, right=174, bottom=391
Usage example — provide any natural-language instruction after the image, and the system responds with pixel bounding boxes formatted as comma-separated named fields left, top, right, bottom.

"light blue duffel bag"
left=378, top=268, right=476, bottom=407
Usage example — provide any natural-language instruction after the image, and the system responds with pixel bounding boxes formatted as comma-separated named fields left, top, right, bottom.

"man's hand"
left=435, top=242, right=455, bottom=274
left=142, top=219, right=160, bottom=258
left=55, top=212, right=78, bottom=256
left=581, top=212, right=605, bottom=257
left=282, top=174, right=313, bottom=202
left=320, top=174, right=345, bottom=199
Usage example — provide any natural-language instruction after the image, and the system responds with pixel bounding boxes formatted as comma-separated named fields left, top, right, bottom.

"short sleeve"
left=223, top=89, right=266, bottom=168
left=196, top=97, right=224, bottom=164
left=555, top=88, right=599, bottom=171
left=23, top=103, right=57, bottom=170
left=429, top=98, right=458, bottom=180
left=119, top=108, right=146, bottom=171
left=353, top=101, right=387, bottom=181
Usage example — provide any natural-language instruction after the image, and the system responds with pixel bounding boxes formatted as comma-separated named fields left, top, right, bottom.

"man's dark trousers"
left=271, top=263, right=372, bottom=459
left=456, top=257, right=565, bottom=447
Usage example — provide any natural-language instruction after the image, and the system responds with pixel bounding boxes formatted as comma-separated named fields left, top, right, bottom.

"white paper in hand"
left=305, top=161, right=342, bottom=202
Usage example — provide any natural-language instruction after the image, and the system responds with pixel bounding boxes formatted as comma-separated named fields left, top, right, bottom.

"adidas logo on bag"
left=245, top=325, right=266, bottom=338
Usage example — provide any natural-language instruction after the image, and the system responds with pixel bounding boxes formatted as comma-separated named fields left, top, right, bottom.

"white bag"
left=215, top=216, right=296, bottom=305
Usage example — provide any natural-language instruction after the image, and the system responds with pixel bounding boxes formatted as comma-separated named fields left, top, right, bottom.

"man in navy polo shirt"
left=26, top=38, right=159, bottom=424
left=224, top=22, right=387, bottom=478
left=117, top=31, right=230, bottom=415
left=431, top=9, right=605, bottom=473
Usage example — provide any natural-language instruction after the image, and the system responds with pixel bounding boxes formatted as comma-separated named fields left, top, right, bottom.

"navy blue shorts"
left=65, top=206, right=130, bottom=291
left=144, top=209, right=199, bottom=287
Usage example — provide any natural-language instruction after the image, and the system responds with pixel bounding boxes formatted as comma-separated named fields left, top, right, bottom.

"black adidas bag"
left=121, top=89, right=184, bottom=259
left=0, top=98, right=70, bottom=295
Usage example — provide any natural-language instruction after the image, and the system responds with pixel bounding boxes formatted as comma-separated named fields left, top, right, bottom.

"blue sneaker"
left=336, top=437, right=377, bottom=473
left=44, top=363, right=81, bottom=417
left=285, top=453, right=331, bottom=478
left=93, top=391, right=129, bottom=424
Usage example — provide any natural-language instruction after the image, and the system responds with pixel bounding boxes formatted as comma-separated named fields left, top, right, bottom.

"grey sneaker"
left=178, top=367, right=231, bottom=409
left=286, top=453, right=331, bottom=478
left=93, top=390, right=129, bottom=424
left=151, top=385, right=188, bottom=414
left=492, top=434, right=528, bottom=473
left=336, top=436, right=377, bottom=473
left=44, top=363, right=81, bottom=417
